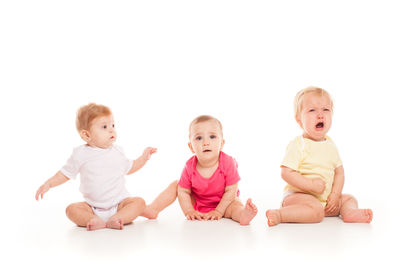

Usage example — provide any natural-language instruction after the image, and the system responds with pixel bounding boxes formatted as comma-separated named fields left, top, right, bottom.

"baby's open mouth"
left=316, top=122, right=324, bottom=128
left=203, top=149, right=212, bottom=153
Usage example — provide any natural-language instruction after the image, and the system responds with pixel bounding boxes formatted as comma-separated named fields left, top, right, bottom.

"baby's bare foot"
left=141, top=205, right=158, bottom=220
left=106, top=218, right=124, bottom=230
left=86, top=217, right=106, bottom=231
left=266, top=209, right=281, bottom=227
left=239, top=199, right=258, bottom=226
left=342, top=209, right=373, bottom=223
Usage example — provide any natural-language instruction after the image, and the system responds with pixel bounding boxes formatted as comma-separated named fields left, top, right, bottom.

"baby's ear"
left=221, top=139, right=225, bottom=150
left=80, top=130, right=90, bottom=142
left=295, top=116, right=303, bottom=129
left=188, top=142, right=195, bottom=153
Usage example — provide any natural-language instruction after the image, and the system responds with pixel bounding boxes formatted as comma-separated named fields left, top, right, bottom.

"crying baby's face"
left=297, top=93, right=332, bottom=142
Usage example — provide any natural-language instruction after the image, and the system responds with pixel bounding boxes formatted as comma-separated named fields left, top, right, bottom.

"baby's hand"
left=142, top=147, right=157, bottom=160
left=35, top=182, right=50, bottom=201
left=311, top=178, right=325, bottom=194
left=203, top=210, right=223, bottom=221
left=325, top=192, right=341, bottom=215
left=185, top=210, right=204, bottom=221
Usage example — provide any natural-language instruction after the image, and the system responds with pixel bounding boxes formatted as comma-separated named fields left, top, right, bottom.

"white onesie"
left=60, top=145, right=133, bottom=220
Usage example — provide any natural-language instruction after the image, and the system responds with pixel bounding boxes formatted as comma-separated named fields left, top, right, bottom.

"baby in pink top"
left=179, top=151, right=240, bottom=213
left=177, top=115, right=258, bottom=225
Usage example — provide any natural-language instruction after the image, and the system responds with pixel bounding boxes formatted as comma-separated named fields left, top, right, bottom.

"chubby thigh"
left=282, top=192, right=325, bottom=211
left=283, top=191, right=326, bottom=207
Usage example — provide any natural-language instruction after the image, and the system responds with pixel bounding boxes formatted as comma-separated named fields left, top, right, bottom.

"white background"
left=1, top=1, right=399, bottom=266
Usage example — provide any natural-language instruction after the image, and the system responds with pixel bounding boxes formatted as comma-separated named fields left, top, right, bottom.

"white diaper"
left=283, top=190, right=295, bottom=199
left=281, top=190, right=295, bottom=207
left=92, top=204, right=119, bottom=222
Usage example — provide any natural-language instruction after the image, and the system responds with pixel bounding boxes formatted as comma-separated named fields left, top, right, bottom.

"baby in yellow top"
left=266, top=87, right=373, bottom=226
left=283, top=135, right=342, bottom=205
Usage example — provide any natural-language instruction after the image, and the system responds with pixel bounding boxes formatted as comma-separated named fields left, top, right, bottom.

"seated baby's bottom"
left=92, top=204, right=119, bottom=222
left=282, top=190, right=295, bottom=204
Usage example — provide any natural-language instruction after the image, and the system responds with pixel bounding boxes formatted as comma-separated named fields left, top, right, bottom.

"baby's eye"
left=210, top=135, right=216, bottom=139
left=102, top=125, right=107, bottom=129
left=324, top=108, right=330, bottom=112
left=112, top=124, right=115, bottom=128
left=195, top=136, right=202, bottom=141
left=309, top=109, right=315, bottom=112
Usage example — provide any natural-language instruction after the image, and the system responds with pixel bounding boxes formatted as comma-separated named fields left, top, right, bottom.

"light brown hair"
left=76, top=103, right=112, bottom=132
left=189, top=115, right=223, bottom=137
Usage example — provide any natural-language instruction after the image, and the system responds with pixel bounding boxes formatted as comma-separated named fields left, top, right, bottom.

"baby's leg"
left=266, top=193, right=324, bottom=226
left=224, top=198, right=258, bottom=225
left=106, top=197, right=146, bottom=230
left=339, top=194, right=373, bottom=223
left=142, top=181, right=178, bottom=219
left=66, top=202, right=105, bottom=230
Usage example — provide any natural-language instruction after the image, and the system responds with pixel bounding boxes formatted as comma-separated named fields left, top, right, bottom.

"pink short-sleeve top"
left=178, top=151, right=241, bottom=213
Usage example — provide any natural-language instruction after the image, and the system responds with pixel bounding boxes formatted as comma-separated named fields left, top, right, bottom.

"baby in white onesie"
left=36, top=103, right=177, bottom=230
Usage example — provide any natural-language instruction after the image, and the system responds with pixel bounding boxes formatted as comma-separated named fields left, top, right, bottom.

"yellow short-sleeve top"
left=281, top=136, right=342, bottom=205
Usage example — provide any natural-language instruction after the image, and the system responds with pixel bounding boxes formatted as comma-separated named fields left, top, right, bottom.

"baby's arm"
left=331, top=165, right=344, bottom=195
left=204, top=183, right=238, bottom=220
left=127, top=147, right=157, bottom=175
left=281, top=166, right=325, bottom=194
left=325, top=166, right=344, bottom=213
left=35, top=171, right=69, bottom=200
left=177, top=185, right=203, bottom=220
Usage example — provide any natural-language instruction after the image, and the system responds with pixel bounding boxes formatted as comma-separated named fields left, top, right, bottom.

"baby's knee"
left=131, top=197, right=146, bottom=207
left=65, top=202, right=83, bottom=217
left=65, top=204, right=73, bottom=217
left=306, top=203, right=324, bottom=222
left=341, top=194, right=356, bottom=204
left=122, top=197, right=146, bottom=208
left=231, top=199, right=244, bottom=208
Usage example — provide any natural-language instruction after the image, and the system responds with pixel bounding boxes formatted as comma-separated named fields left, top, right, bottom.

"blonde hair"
left=294, top=86, right=333, bottom=120
left=189, top=115, right=223, bottom=137
left=76, top=103, right=112, bottom=132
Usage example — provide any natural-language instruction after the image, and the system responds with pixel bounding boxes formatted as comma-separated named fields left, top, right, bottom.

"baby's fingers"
left=195, top=214, right=203, bottom=220
left=326, top=203, right=338, bottom=214
left=333, top=205, right=339, bottom=213
left=146, top=147, right=157, bottom=154
left=205, top=213, right=214, bottom=220
left=35, top=187, right=44, bottom=201
left=35, top=192, right=45, bottom=201
left=326, top=204, right=335, bottom=213
left=325, top=202, right=331, bottom=211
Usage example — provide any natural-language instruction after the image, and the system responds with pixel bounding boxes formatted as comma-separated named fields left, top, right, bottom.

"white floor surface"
left=6, top=196, right=397, bottom=267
